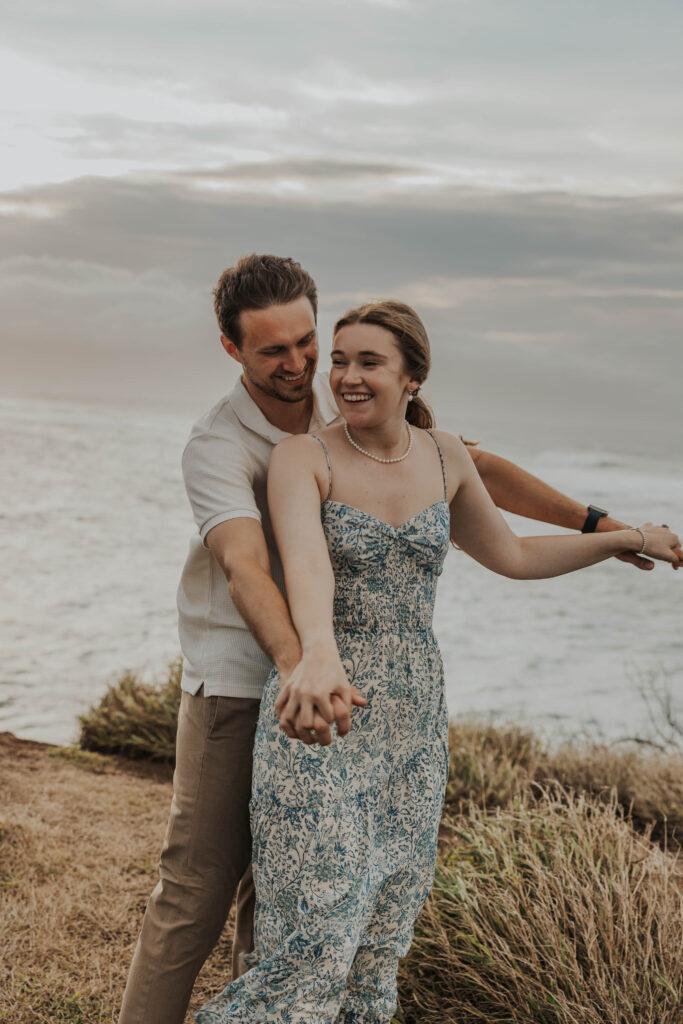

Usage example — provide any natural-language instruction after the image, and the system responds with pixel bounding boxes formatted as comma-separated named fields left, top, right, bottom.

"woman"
left=195, top=301, right=679, bottom=1024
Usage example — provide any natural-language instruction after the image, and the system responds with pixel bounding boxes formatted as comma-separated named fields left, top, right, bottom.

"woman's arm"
left=466, top=445, right=676, bottom=570
left=440, top=433, right=680, bottom=579
left=267, top=435, right=366, bottom=745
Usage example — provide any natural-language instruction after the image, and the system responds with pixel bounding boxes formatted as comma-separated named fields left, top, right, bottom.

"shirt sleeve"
left=182, top=432, right=261, bottom=547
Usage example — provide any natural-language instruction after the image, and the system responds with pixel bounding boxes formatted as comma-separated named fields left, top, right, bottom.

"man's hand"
left=275, top=644, right=367, bottom=746
left=614, top=550, right=656, bottom=570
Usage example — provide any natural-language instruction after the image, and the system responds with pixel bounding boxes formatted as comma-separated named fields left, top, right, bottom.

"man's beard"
left=243, top=361, right=315, bottom=404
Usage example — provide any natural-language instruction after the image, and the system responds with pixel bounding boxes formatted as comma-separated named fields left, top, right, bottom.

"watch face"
left=589, top=506, right=608, bottom=516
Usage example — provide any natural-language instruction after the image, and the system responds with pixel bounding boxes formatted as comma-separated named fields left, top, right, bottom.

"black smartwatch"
left=581, top=505, right=608, bottom=533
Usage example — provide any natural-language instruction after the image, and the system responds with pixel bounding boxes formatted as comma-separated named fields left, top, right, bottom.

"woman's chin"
left=344, top=410, right=378, bottom=428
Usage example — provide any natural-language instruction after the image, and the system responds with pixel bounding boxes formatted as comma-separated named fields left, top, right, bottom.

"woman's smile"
left=341, top=392, right=373, bottom=403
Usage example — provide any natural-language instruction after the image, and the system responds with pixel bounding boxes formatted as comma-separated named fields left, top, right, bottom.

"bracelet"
left=633, top=527, right=647, bottom=554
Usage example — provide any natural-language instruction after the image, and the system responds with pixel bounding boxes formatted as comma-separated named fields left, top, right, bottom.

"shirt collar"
left=310, top=371, right=341, bottom=430
left=228, top=372, right=340, bottom=443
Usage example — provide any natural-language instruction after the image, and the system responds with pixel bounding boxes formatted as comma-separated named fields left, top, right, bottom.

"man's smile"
left=278, top=368, right=308, bottom=382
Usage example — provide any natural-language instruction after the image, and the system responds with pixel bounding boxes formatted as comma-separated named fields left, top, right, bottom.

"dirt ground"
left=0, top=732, right=237, bottom=1024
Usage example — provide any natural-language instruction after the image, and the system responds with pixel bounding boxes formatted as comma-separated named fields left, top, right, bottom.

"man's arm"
left=206, top=518, right=302, bottom=677
left=466, top=446, right=682, bottom=570
left=183, top=429, right=302, bottom=698
left=206, top=517, right=365, bottom=743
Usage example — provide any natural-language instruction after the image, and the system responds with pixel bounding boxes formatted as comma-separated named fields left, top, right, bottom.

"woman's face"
left=330, top=323, right=417, bottom=426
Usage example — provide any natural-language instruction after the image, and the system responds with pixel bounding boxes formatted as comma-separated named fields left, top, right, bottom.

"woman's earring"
left=407, top=386, right=419, bottom=402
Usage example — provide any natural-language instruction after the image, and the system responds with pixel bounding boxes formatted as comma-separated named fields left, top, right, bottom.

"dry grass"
left=0, top=733, right=234, bottom=1023
left=540, top=739, right=683, bottom=852
left=399, top=784, right=683, bottom=1023
left=2, top=708, right=683, bottom=1023
left=446, top=717, right=683, bottom=852
left=444, top=718, right=546, bottom=816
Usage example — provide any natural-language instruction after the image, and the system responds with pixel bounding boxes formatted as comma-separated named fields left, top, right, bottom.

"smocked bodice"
left=320, top=498, right=451, bottom=632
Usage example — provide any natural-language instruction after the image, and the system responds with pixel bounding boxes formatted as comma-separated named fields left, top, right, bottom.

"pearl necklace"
left=344, top=421, right=413, bottom=463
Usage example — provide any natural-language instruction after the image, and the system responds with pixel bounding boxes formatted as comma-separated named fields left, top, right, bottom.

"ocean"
left=1, top=396, right=681, bottom=748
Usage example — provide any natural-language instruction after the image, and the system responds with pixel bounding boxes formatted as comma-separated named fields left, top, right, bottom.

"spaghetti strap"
left=310, top=434, right=333, bottom=502
left=426, top=429, right=448, bottom=501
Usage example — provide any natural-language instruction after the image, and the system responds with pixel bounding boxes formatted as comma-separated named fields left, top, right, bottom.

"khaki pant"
left=118, top=689, right=261, bottom=1024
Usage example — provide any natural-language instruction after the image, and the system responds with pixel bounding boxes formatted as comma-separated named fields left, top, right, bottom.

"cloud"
left=293, top=60, right=425, bottom=107
left=0, top=254, right=225, bottom=410
left=2, top=175, right=681, bottom=446
left=3, top=175, right=682, bottom=292
left=1, top=1, right=680, bottom=451
left=3, top=5, right=683, bottom=195
left=179, top=159, right=415, bottom=182
left=0, top=256, right=209, bottom=347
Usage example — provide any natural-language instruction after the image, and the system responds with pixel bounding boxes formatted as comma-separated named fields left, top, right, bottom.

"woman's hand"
left=629, top=523, right=681, bottom=568
left=275, top=641, right=367, bottom=746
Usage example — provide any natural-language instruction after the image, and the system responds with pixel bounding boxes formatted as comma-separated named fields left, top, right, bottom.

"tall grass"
left=445, top=716, right=683, bottom=853
left=399, top=783, right=682, bottom=1023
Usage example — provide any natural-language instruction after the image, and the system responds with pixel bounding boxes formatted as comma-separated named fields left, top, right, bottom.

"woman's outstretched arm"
left=440, top=432, right=680, bottom=579
left=267, top=434, right=366, bottom=745
left=466, top=445, right=682, bottom=570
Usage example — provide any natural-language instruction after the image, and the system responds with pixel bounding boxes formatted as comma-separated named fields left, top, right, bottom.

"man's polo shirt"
left=177, top=373, right=340, bottom=699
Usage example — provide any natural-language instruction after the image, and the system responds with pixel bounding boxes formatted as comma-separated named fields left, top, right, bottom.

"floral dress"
left=195, top=431, right=451, bottom=1024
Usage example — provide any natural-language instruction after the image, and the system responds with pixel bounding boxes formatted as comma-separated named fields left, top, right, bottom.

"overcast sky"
left=2, top=0, right=681, bottom=454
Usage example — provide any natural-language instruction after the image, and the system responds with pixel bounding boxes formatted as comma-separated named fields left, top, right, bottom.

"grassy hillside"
left=0, top=667, right=680, bottom=1023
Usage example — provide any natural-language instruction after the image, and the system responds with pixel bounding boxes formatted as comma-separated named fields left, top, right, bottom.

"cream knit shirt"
left=177, top=373, right=340, bottom=699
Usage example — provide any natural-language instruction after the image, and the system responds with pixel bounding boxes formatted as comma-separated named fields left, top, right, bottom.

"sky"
left=2, top=0, right=682, bottom=454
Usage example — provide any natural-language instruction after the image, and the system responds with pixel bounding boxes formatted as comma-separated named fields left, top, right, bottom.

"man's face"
left=222, top=296, right=319, bottom=404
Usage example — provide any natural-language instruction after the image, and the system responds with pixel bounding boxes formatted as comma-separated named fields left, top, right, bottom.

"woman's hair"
left=333, top=300, right=434, bottom=429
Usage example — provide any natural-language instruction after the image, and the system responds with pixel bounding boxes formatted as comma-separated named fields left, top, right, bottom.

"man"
left=118, top=253, right=671, bottom=1024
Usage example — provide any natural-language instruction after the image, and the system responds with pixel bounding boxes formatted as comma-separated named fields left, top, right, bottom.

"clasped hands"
left=611, top=520, right=682, bottom=571
left=275, top=643, right=366, bottom=746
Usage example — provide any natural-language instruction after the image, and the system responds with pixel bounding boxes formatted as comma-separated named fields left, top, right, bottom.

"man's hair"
left=213, top=254, right=318, bottom=347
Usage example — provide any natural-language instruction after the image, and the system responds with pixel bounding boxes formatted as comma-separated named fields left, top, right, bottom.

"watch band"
left=581, top=505, right=608, bottom=533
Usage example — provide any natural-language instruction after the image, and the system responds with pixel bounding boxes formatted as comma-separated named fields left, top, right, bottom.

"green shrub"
left=78, top=657, right=182, bottom=761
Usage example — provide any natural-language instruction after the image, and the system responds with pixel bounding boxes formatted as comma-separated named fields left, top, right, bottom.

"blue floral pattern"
left=195, top=449, right=451, bottom=1024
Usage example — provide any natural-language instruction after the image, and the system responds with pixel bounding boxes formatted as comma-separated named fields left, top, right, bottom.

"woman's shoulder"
left=427, top=426, right=480, bottom=444
left=425, top=429, right=483, bottom=476
left=426, top=427, right=470, bottom=455
left=273, top=432, right=322, bottom=459
left=271, top=430, right=337, bottom=475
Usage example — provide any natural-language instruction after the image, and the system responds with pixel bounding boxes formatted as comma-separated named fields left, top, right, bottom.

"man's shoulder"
left=187, top=392, right=240, bottom=441
left=181, top=393, right=254, bottom=479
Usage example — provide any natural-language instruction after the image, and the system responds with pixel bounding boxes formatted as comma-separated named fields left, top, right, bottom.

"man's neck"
left=241, top=376, right=315, bottom=435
